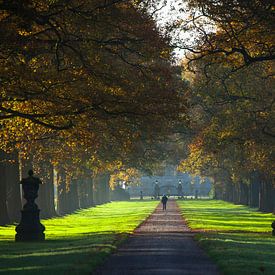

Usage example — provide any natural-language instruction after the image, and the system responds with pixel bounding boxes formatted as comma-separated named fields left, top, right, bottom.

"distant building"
left=128, top=166, right=212, bottom=197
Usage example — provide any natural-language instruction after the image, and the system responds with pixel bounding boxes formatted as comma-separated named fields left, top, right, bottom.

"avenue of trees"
left=173, top=0, right=275, bottom=212
left=0, top=0, right=184, bottom=225
left=0, top=0, right=274, bottom=226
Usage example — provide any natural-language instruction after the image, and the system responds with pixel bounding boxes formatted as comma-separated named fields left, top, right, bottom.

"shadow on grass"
left=197, top=233, right=275, bottom=275
left=0, top=232, right=128, bottom=274
left=177, top=200, right=275, bottom=274
left=178, top=200, right=274, bottom=232
left=0, top=201, right=159, bottom=274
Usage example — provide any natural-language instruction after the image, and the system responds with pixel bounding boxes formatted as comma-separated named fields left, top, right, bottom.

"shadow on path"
left=93, top=200, right=220, bottom=275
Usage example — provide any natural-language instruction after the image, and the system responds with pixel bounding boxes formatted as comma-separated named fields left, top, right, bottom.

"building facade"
left=128, top=166, right=212, bottom=198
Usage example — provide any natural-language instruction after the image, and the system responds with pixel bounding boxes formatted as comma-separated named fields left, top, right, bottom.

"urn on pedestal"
left=15, top=170, right=45, bottom=241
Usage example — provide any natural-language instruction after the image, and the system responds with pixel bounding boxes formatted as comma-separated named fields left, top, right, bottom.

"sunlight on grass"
left=0, top=200, right=158, bottom=274
left=177, top=199, right=274, bottom=232
left=177, top=199, right=275, bottom=275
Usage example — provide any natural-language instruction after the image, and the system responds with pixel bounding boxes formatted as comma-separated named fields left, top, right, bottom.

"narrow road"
left=93, top=200, right=219, bottom=275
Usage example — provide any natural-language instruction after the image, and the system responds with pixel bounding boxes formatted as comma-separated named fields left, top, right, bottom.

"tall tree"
left=5, top=151, right=21, bottom=222
left=0, top=1, right=185, bottom=222
left=0, top=151, right=10, bottom=225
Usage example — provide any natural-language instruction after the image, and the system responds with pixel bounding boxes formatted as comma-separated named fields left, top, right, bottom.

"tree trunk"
left=6, top=151, right=21, bottom=223
left=259, top=177, right=274, bottom=213
left=46, top=165, right=57, bottom=217
left=82, top=178, right=89, bottom=208
left=95, top=173, right=110, bottom=204
left=102, top=173, right=110, bottom=203
left=78, top=179, right=87, bottom=209
left=83, top=178, right=91, bottom=208
left=232, top=182, right=239, bottom=204
left=239, top=181, right=249, bottom=205
left=86, top=177, right=94, bottom=207
left=57, top=168, right=68, bottom=215
left=37, top=163, right=56, bottom=218
left=0, top=151, right=10, bottom=225
left=249, top=172, right=260, bottom=208
left=213, top=181, right=222, bottom=200
left=94, top=174, right=109, bottom=205
left=68, top=179, right=79, bottom=212
left=272, top=181, right=275, bottom=214
left=224, top=180, right=233, bottom=202
left=93, top=176, right=101, bottom=205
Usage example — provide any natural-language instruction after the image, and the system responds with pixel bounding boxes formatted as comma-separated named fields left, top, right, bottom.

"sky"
left=151, top=0, right=190, bottom=60
left=150, top=0, right=212, bottom=62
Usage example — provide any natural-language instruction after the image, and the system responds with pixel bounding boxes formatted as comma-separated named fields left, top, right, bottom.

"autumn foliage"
left=0, top=0, right=183, bottom=225
left=175, top=0, right=274, bottom=212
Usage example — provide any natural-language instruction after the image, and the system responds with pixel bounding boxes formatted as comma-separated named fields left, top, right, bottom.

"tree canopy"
left=0, top=0, right=184, bottom=174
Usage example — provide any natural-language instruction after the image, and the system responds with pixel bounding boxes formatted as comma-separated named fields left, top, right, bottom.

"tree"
left=178, top=55, right=274, bottom=211
left=0, top=1, right=185, bottom=223
left=167, top=0, right=275, bottom=71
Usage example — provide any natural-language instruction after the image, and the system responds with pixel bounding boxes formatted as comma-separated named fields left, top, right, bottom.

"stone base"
left=15, top=232, right=45, bottom=242
left=15, top=209, right=45, bottom=242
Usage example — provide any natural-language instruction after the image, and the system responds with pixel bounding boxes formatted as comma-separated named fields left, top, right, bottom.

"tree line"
left=172, top=0, right=274, bottom=212
left=0, top=0, right=274, bottom=227
left=0, top=0, right=183, bottom=225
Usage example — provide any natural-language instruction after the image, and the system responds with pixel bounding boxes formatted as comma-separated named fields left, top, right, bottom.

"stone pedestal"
left=15, top=209, right=45, bottom=241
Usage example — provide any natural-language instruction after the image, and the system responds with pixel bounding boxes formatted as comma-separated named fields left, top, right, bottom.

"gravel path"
left=93, top=200, right=219, bottom=275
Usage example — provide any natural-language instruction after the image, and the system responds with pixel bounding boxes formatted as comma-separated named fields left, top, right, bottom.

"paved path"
left=93, top=200, right=219, bottom=275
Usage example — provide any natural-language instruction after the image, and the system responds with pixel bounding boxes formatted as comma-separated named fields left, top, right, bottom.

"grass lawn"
left=177, top=199, right=275, bottom=275
left=0, top=200, right=158, bottom=274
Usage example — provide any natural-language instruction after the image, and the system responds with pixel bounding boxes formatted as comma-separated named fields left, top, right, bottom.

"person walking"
left=161, top=194, right=168, bottom=210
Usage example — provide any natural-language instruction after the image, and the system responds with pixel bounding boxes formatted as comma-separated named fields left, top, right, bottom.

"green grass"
left=177, top=199, right=275, bottom=274
left=195, top=233, right=275, bottom=275
left=0, top=200, right=158, bottom=274
left=177, top=199, right=274, bottom=232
